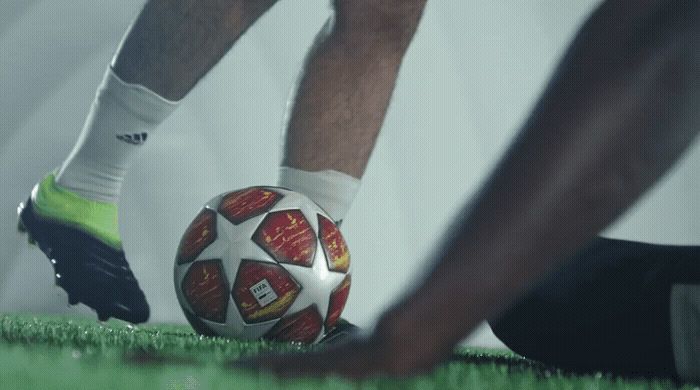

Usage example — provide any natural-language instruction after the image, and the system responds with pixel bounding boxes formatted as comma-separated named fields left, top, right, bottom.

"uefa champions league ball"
left=174, top=187, right=351, bottom=343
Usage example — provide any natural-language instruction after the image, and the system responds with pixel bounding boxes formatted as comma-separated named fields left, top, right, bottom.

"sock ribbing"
left=278, top=167, right=360, bottom=223
left=55, top=67, right=179, bottom=203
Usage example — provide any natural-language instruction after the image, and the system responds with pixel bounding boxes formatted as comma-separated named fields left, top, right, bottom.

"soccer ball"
left=174, top=187, right=351, bottom=343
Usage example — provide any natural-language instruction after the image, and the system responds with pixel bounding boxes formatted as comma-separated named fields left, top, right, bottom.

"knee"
left=333, top=0, right=427, bottom=48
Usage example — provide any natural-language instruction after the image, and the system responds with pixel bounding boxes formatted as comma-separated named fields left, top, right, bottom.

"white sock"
left=278, top=167, right=361, bottom=223
left=55, top=67, right=179, bottom=203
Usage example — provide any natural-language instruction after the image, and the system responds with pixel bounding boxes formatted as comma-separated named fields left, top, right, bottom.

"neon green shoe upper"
left=31, top=173, right=122, bottom=249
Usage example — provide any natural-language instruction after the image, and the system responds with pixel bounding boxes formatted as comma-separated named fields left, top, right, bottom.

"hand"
left=231, top=312, right=451, bottom=379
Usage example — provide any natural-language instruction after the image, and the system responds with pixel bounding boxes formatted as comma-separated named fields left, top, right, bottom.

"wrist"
left=371, top=303, right=455, bottom=375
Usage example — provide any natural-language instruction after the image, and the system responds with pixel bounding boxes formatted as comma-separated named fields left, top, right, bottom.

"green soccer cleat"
left=17, top=173, right=149, bottom=323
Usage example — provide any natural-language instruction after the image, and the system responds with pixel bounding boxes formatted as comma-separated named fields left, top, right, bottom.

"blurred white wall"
left=1, top=0, right=699, bottom=348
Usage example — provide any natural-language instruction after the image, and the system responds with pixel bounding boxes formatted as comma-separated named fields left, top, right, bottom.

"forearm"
left=380, top=0, right=700, bottom=368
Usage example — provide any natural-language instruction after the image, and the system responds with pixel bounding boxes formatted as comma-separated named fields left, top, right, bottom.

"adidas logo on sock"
left=116, top=132, right=148, bottom=145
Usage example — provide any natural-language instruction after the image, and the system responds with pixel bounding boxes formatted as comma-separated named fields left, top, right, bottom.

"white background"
left=1, top=0, right=699, bottom=348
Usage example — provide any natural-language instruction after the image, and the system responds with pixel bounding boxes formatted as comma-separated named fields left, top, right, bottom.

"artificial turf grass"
left=0, top=314, right=696, bottom=390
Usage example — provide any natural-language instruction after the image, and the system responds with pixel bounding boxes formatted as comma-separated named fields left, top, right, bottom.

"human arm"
left=239, top=0, right=700, bottom=377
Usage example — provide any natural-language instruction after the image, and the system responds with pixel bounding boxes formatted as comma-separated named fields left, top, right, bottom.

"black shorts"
left=489, top=237, right=700, bottom=379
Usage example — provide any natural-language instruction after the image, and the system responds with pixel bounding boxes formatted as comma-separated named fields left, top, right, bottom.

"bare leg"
left=282, top=0, right=427, bottom=178
left=24, top=0, right=279, bottom=324
left=113, top=0, right=278, bottom=100
left=56, top=0, right=281, bottom=203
